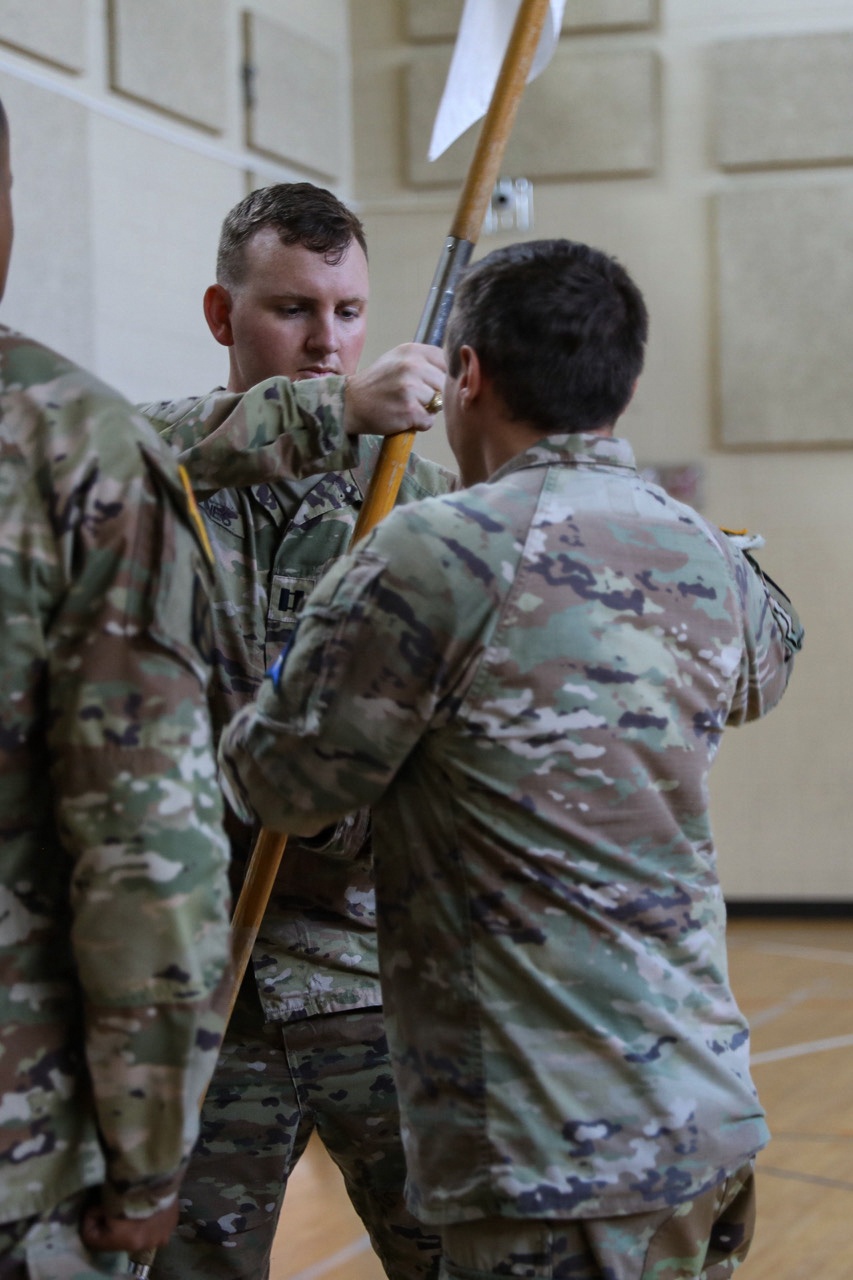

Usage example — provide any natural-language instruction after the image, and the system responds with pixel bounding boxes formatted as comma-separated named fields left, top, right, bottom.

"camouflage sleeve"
left=139, top=375, right=360, bottom=496
left=48, top=434, right=232, bottom=1219
left=717, top=535, right=804, bottom=725
left=218, top=501, right=485, bottom=835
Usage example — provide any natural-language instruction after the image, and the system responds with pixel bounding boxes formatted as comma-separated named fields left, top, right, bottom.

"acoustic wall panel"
left=715, top=184, right=853, bottom=448
left=0, top=73, right=94, bottom=368
left=0, top=0, right=86, bottom=72
left=244, top=12, right=343, bottom=181
left=406, top=0, right=461, bottom=39
left=89, top=114, right=241, bottom=401
left=406, top=0, right=656, bottom=40
left=712, top=33, right=853, bottom=171
left=109, top=0, right=227, bottom=132
left=407, top=44, right=659, bottom=185
left=567, top=0, right=657, bottom=30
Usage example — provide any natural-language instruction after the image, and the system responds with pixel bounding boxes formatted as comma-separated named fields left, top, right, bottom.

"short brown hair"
left=446, top=240, right=648, bottom=434
left=217, top=182, right=367, bottom=288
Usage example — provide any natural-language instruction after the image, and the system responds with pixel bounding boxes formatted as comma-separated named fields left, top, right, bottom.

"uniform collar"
left=490, top=432, right=637, bottom=483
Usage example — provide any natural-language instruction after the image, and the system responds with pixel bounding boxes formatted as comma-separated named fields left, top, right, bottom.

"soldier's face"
left=0, top=132, right=13, bottom=302
left=216, top=230, right=369, bottom=392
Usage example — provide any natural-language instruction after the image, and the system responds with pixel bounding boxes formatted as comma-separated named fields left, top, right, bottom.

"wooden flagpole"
left=129, top=3, right=553, bottom=1271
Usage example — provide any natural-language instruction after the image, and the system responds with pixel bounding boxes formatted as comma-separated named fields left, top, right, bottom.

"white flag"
left=428, top=0, right=566, bottom=162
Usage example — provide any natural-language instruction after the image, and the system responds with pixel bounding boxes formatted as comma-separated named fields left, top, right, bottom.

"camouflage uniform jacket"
left=220, top=432, right=804, bottom=1225
left=140, top=381, right=455, bottom=1022
left=0, top=328, right=232, bottom=1226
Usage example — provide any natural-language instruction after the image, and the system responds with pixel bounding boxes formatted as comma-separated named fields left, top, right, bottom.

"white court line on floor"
left=749, top=981, right=831, bottom=1028
left=760, top=1165, right=853, bottom=1192
left=285, top=1234, right=373, bottom=1280
left=752, top=1032, right=853, bottom=1065
left=752, top=943, right=853, bottom=966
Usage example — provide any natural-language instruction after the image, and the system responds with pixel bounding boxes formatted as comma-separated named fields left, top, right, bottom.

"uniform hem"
left=407, top=1145, right=769, bottom=1226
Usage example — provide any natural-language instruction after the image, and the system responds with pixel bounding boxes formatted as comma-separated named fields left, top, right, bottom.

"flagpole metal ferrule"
left=414, top=235, right=475, bottom=348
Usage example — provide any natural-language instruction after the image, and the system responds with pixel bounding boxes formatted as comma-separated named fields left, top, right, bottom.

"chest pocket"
left=264, top=470, right=362, bottom=668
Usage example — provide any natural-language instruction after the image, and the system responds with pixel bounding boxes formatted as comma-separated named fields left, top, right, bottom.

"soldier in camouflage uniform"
left=140, top=185, right=451, bottom=1279
left=219, top=239, right=804, bottom=1280
left=0, top=102, right=232, bottom=1278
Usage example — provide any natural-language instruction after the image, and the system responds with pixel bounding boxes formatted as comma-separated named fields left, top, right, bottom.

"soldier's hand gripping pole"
left=128, top=3, right=553, bottom=1273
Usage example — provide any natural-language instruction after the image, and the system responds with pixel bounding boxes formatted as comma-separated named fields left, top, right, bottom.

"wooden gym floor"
left=270, top=917, right=853, bottom=1279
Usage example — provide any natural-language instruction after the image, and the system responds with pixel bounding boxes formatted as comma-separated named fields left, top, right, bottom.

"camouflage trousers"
left=438, top=1162, right=756, bottom=1280
left=0, top=1191, right=127, bottom=1279
left=151, top=986, right=440, bottom=1280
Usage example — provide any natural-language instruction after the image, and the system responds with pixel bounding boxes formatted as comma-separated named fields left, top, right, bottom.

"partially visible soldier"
left=140, top=185, right=450, bottom=1279
left=220, top=239, right=804, bottom=1280
left=0, top=100, right=233, bottom=1277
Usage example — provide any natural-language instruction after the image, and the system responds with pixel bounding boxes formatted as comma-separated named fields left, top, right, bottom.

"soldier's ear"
left=203, top=284, right=235, bottom=347
left=457, top=345, right=482, bottom=408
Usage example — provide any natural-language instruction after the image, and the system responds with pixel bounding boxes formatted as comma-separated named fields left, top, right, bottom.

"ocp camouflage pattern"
left=0, top=328, right=231, bottom=1227
left=439, top=1158, right=755, bottom=1279
left=150, top=1001, right=441, bottom=1280
left=220, top=432, right=803, bottom=1225
left=143, top=383, right=454, bottom=1022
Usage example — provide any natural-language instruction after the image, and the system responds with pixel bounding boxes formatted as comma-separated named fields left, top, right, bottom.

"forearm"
left=745, top=552, right=804, bottom=660
left=85, top=994, right=228, bottom=1217
left=219, top=704, right=373, bottom=836
left=54, top=626, right=232, bottom=1212
left=144, top=376, right=359, bottom=496
left=63, top=744, right=230, bottom=1216
left=59, top=723, right=231, bottom=1205
left=728, top=546, right=804, bottom=723
left=217, top=582, right=409, bottom=834
left=218, top=545, right=447, bottom=834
